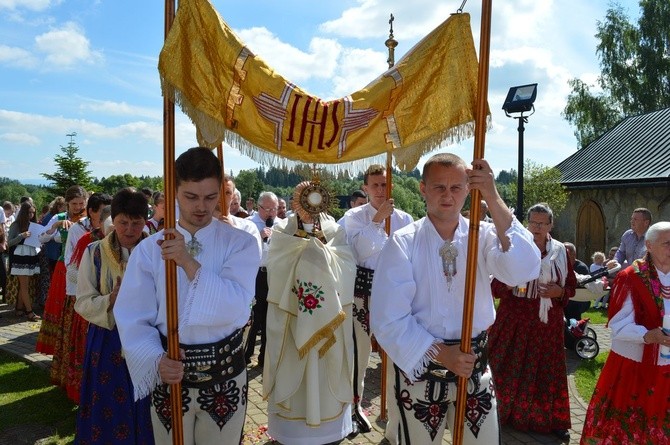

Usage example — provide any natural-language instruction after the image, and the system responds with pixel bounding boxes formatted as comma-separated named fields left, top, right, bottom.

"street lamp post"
left=502, top=83, right=537, bottom=223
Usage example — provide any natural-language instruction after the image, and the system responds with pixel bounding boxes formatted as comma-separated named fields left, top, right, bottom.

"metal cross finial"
left=385, top=13, right=398, bottom=69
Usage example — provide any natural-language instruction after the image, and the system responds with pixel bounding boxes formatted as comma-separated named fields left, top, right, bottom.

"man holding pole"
left=114, top=147, right=261, bottom=445
left=370, top=153, right=540, bottom=444
left=342, top=164, right=413, bottom=437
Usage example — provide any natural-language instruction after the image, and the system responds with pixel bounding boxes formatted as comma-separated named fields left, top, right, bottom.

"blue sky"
left=0, top=0, right=641, bottom=184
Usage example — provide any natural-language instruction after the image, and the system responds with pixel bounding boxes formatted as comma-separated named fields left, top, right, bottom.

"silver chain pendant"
left=439, top=240, right=458, bottom=288
left=186, top=236, right=203, bottom=257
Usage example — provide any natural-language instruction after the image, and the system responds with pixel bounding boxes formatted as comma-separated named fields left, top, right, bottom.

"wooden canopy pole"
left=163, top=1, right=184, bottom=444
left=379, top=12, right=398, bottom=422
left=217, top=143, right=229, bottom=216
left=451, top=1, right=493, bottom=444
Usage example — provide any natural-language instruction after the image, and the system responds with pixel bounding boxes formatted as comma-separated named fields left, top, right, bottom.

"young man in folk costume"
left=263, top=180, right=357, bottom=444
left=370, top=153, right=541, bottom=445
left=114, top=147, right=261, bottom=445
left=341, top=164, right=413, bottom=438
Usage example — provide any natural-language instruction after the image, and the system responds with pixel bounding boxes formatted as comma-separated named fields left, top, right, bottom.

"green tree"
left=96, top=174, right=141, bottom=195
left=0, top=178, right=29, bottom=205
left=508, top=161, right=570, bottom=218
left=563, top=0, right=670, bottom=148
left=234, top=169, right=265, bottom=203
left=42, top=133, right=96, bottom=195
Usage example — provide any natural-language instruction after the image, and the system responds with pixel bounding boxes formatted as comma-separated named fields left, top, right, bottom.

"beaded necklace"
left=633, top=254, right=667, bottom=312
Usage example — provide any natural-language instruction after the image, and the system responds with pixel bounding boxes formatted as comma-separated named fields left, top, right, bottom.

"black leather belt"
left=354, top=266, right=374, bottom=297
left=422, top=331, right=488, bottom=384
left=160, top=328, right=245, bottom=388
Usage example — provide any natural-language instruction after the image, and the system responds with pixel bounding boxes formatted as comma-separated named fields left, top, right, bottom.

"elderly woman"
left=73, top=188, right=153, bottom=444
left=581, top=221, right=670, bottom=444
left=488, top=203, right=575, bottom=441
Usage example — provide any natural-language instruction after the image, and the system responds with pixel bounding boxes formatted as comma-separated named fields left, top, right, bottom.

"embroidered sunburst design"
left=293, top=280, right=325, bottom=314
left=464, top=386, right=493, bottom=438
left=196, top=381, right=241, bottom=430
left=152, top=384, right=191, bottom=433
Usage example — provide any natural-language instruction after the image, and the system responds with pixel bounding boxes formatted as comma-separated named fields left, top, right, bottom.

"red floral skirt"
left=49, top=294, right=76, bottom=388
left=581, top=351, right=670, bottom=444
left=488, top=296, right=571, bottom=432
left=35, top=261, right=66, bottom=355
left=65, top=310, right=88, bottom=403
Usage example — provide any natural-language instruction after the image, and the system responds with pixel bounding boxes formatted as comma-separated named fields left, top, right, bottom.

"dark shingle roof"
left=556, top=107, right=670, bottom=187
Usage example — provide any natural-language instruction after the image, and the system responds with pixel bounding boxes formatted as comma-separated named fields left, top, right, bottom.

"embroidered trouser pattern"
left=392, top=365, right=500, bottom=445
left=151, top=371, right=248, bottom=445
left=352, top=267, right=373, bottom=413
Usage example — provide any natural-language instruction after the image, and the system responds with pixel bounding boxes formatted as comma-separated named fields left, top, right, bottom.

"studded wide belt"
left=161, top=328, right=245, bottom=388
left=422, top=331, right=488, bottom=384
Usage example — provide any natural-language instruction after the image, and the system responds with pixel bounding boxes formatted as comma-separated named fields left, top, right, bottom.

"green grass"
left=0, top=350, right=76, bottom=444
left=582, top=305, right=609, bottom=325
left=574, top=350, right=609, bottom=402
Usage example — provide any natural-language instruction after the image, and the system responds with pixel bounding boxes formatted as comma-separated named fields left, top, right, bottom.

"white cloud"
left=0, top=44, right=38, bottom=68
left=319, top=0, right=454, bottom=40
left=34, top=21, right=103, bottom=69
left=237, top=27, right=341, bottom=82
left=0, top=109, right=161, bottom=144
left=80, top=100, right=161, bottom=120
left=0, top=0, right=60, bottom=11
left=331, top=48, right=386, bottom=98
left=0, top=132, right=40, bottom=145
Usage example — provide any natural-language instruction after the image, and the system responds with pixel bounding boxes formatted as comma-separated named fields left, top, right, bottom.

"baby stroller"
left=564, top=317, right=599, bottom=359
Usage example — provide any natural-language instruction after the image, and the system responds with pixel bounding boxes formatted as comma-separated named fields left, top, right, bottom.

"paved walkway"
left=0, top=302, right=610, bottom=445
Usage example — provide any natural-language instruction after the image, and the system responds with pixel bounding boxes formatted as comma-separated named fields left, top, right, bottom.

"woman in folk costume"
left=581, top=222, right=670, bottom=445
left=263, top=180, right=357, bottom=445
left=488, top=203, right=575, bottom=441
left=50, top=192, right=111, bottom=392
left=7, top=201, right=41, bottom=321
left=62, top=201, right=111, bottom=403
left=36, top=185, right=87, bottom=355
left=74, top=188, right=153, bottom=444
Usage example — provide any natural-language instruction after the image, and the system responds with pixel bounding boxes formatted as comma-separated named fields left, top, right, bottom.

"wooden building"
left=553, top=107, right=670, bottom=263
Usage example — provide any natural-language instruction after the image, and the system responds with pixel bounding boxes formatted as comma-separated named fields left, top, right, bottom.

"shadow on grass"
left=0, top=351, right=75, bottom=444
left=573, top=350, right=609, bottom=403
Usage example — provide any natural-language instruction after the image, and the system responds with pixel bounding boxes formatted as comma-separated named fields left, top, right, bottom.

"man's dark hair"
left=87, top=193, right=113, bottom=219
left=350, top=190, right=367, bottom=204
left=140, top=188, right=153, bottom=199
left=175, top=147, right=222, bottom=186
left=111, top=188, right=149, bottom=220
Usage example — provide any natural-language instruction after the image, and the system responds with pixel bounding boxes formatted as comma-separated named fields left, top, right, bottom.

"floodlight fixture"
left=502, top=83, right=538, bottom=116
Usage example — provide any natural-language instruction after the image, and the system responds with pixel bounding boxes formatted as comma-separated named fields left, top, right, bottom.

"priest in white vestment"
left=263, top=206, right=356, bottom=445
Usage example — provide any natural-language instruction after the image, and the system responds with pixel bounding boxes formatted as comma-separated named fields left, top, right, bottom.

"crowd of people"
left=0, top=148, right=668, bottom=445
